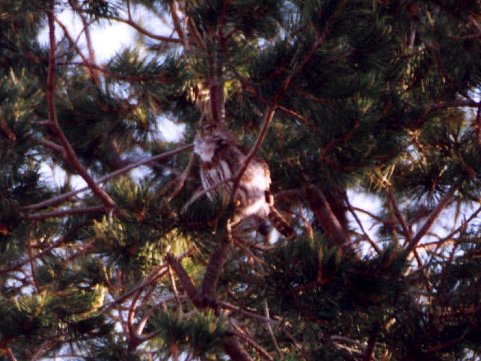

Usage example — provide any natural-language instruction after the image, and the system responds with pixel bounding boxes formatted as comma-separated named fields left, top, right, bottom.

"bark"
left=304, top=185, right=349, bottom=247
left=223, top=334, right=254, bottom=361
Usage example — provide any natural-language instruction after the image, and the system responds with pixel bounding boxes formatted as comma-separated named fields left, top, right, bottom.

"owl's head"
left=197, top=122, right=229, bottom=143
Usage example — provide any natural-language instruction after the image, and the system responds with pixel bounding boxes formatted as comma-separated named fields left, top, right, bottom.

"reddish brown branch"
left=201, top=236, right=233, bottom=304
left=27, top=228, right=40, bottom=291
left=362, top=326, right=380, bottom=361
left=167, top=236, right=253, bottom=359
left=232, top=29, right=330, bottom=197
left=345, top=196, right=381, bottom=254
left=26, top=205, right=105, bottom=221
left=430, top=99, right=481, bottom=110
left=101, top=270, right=168, bottom=314
left=165, top=253, right=204, bottom=307
left=23, top=144, right=192, bottom=211
left=68, top=0, right=100, bottom=84
left=405, top=188, right=455, bottom=254
left=46, top=8, right=116, bottom=210
left=58, top=61, right=174, bottom=82
left=54, top=15, right=98, bottom=84
left=386, top=187, right=413, bottom=241
left=109, top=16, right=182, bottom=44
left=4, top=347, right=18, bottom=361
left=223, top=333, right=255, bottom=361
left=304, top=185, right=348, bottom=246
left=170, top=1, right=189, bottom=50
left=38, top=138, right=66, bottom=157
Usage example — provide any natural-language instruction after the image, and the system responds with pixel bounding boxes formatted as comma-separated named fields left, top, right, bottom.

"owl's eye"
left=204, top=125, right=216, bottom=133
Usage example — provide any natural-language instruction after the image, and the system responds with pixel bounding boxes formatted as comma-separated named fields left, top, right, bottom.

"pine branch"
left=345, top=195, right=381, bottom=254
left=170, top=1, right=189, bottom=50
left=27, top=228, right=40, bottom=291
left=230, top=323, right=273, bottom=361
left=405, top=188, right=455, bottom=254
left=0, top=222, right=87, bottom=275
left=4, top=347, right=17, bottom=361
left=26, top=205, right=105, bottom=220
left=386, top=187, right=413, bottom=241
left=55, top=12, right=98, bottom=84
left=362, top=325, right=380, bottom=361
left=304, top=185, right=348, bottom=246
left=59, top=60, right=175, bottom=82
left=430, top=99, right=481, bottom=110
left=223, top=333, right=256, bottom=361
left=165, top=253, right=204, bottom=308
left=219, top=301, right=277, bottom=324
left=67, top=0, right=100, bottom=85
left=23, top=144, right=193, bottom=211
left=30, top=340, right=56, bottom=361
left=46, top=7, right=116, bottom=210
left=109, top=15, right=182, bottom=44
left=100, top=265, right=169, bottom=314
left=38, top=138, right=66, bottom=157
left=167, top=152, right=194, bottom=202
left=232, top=28, right=330, bottom=198
left=168, top=265, right=183, bottom=311
left=201, top=235, right=233, bottom=305
left=99, top=247, right=191, bottom=313
left=263, top=301, right=282, bottom=358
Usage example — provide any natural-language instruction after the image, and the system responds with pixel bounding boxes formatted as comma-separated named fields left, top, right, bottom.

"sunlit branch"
left=405, top=188, right=455, bottom=254
left=345, top=195, right=381, bottom=254
left=231, top=28, right=331, bottom=205
left=46, top=7, right=116, bottom=209
left=23, top=144, right=193, bottom=211
left=229, top=323, right=272, bottom=361
left=26, top=205, right=105, bottom=220
left=109, top=16, right=182, bottom=44
left=54, top=18, right=97, bottom=82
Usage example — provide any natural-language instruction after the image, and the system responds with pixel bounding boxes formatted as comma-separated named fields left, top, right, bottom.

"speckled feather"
left=193, top=122, right=294, bottom=238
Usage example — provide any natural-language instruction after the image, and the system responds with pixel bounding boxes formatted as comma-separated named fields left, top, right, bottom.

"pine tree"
left=2, top=0, right=481, bottom=360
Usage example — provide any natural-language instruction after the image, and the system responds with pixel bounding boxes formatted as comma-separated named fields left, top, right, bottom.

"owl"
left=193, top=121, right=295, bottom=238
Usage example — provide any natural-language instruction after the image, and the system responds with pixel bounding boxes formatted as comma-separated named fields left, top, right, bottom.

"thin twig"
left=230, top=323, right=272, bottom=361
left=168, top=265, right=183, bottom=312
left=231, top=29, right=330, bottom=201
left=30, top=340, right=56, bottom=361
left=99, top=250, right=193, bottom=314
left=4, top=347, right=18, bottom=361
left=386, top=187, right=412, bottom=241
left=405, top=188, right=455, bottom=253
left=167, top=153, right=194, bottom=202
left=26, top=205, right=105, bottom=221
left=68, top=0, right=101, bottom=84
left=46, top=8, right=116, bottom=209
left=109, top=15, right=182, bottom=44
left=263, top=301, right=282, bottom=358
left=345, top=195, right=381, bottom=254
left=23, top=144, right=193, bottom=211
left=219, top=301, right=276, bottom=323
left=38, top=138, right=66, bottom=157
left=54, top=16, right=98, bottom=84
left=165, top=253, right=204, bottom=307
left=27, top=227, right=40, bottom=291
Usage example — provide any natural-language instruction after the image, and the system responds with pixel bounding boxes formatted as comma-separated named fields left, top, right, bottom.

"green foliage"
left=3, top=0, right=481, bottom=359
left=151, top=310, right=226, bottom=358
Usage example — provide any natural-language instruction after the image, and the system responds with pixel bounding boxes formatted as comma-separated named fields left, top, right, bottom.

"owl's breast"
left=193, top=138, right=216, bottom=163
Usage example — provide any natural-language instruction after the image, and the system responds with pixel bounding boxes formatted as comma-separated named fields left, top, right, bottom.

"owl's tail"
left=267, top=206, right=295, bottom=238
